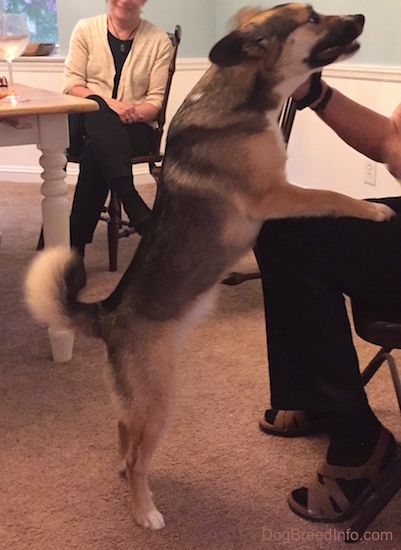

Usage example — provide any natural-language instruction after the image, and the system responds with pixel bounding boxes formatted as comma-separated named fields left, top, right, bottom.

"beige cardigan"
left=63, top=14, right=173, bottom=111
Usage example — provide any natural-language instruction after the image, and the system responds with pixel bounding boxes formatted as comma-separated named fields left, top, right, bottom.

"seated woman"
left=64, top=0, right=173, bottom=277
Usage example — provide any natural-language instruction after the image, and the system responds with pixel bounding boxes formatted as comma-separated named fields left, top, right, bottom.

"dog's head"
left=209, top=3, right=364, bottom=74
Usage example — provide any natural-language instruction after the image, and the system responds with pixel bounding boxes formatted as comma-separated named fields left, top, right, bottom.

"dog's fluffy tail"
left=25, top=246, right=102, bottom=338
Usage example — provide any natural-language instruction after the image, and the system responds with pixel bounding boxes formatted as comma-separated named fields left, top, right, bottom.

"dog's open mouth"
left=313, top=40, right=360, bottom=65
left=306, top=14, right=365, bottom=68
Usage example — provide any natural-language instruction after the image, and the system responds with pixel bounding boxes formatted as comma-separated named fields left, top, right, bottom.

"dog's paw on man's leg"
left=369, top=202, right=396, bottom=221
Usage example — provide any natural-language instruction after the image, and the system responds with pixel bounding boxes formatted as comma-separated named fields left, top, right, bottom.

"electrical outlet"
left=364, top=161, right=376, bottom=186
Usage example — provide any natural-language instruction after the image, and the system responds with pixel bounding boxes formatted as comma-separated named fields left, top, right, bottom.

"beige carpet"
left=1, top=180, right=401, bottom=550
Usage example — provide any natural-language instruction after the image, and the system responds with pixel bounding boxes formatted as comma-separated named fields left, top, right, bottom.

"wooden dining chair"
left=352, top=299, right=401, bottom=410
left=37, top=25, right=182, bottom=272
left=101, top=25, right=181, bottom=271
left=222, top=96, right=296, bottom=286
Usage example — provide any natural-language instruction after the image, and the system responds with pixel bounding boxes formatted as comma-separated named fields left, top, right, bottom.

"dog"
left=25, top=3, right=395, bottom=531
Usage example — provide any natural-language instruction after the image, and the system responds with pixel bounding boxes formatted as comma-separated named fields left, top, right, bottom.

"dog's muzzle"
left=306, top=14, right=365, bottom=68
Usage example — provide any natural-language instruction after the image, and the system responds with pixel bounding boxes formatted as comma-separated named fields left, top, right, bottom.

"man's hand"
left=292, top=74, right=315, bottom=101
left=385, top=102, right=401, bottom=180
left=291, top=72, right=327, bottom=110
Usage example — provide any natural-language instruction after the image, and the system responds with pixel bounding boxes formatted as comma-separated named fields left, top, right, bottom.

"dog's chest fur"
left=164, top=64, right=287, bottom=198
left=102, top=63, right=289, bottom=325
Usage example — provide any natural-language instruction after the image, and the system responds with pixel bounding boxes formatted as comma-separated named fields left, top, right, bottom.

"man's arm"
left=317, top=87, right=390, bottom=163
left=294, top=75, right=401, bottom=178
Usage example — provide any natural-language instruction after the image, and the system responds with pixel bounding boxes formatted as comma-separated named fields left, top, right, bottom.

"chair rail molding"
left=1, top=61, right=400, bottom=184
left=325, top=63, right=401, bottom=83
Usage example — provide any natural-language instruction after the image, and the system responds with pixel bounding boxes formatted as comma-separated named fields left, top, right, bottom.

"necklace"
left=109, top=16, right=140, bottom=53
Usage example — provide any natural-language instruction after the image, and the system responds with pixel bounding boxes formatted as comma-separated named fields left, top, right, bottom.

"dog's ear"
left=209, top=31, right=278, bottom=68
left=243, top=34, right=278, bottom=60
left=209, top=6, right=266, bottom=67
left=209, top=31, right=246, bottom=67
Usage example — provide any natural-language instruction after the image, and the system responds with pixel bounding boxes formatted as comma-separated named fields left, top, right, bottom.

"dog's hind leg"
left=124, top=393, right=175, bottom=530
left=121, top=341, right=178, bottom=530
left=120, top=292, right=216, bottom=530
left=117, top=420, right=129, bottom=477
left=126, top=422, right=166, bottom=529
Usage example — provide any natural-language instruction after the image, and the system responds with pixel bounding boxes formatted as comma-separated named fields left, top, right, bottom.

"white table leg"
left=37, top=113, right=74, bottom=362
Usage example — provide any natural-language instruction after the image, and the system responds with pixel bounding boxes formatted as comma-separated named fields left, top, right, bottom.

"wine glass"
left=0, top=13, right=29, bottom=102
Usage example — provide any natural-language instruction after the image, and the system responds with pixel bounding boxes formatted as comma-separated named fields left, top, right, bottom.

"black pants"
left=69, top=96, right=155, bottom=245
left=254, top=197, right=401, bottom=413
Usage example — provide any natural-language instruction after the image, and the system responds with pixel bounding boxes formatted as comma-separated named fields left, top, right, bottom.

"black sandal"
left=259, top=409, right=329, bottom=437
left=287, top=428, right=401, bottom=540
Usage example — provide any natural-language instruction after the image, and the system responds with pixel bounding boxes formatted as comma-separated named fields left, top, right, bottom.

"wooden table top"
left=0, top=83, right=98, bottom=117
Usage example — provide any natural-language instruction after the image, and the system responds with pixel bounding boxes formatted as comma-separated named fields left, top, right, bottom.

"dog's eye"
left=255, top=35, right=266, bottom=44
left=307, top=11, right=320, bottom=24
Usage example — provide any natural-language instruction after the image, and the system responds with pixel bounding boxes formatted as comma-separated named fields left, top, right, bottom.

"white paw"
left=371, top=203, right=395, bottom=221
left=136, top=509, right=165, bottom=530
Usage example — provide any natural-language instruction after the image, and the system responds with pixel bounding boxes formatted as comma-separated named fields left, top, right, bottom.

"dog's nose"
left=353, top=14, right=365, bottom=29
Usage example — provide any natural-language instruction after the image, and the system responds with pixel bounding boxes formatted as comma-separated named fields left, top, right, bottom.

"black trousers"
left=254, top=197, right=401, bottom=413
left=69, top=96, right=155, bottom=245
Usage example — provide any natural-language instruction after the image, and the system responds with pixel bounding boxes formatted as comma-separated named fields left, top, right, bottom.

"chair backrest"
left=278, top=97, right=296, bottom=146
left=221, top=98, right=297, bottom=286
left=150, top=25, right=181, bottom=156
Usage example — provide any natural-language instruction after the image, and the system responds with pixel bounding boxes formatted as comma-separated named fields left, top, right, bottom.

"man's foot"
left=259, top=409, right=330, bottom=437
left=287, top=427, right=399, bottom=522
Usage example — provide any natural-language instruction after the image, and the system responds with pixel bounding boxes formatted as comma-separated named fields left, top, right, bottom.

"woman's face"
left=108, top=0, right=147, bottom=23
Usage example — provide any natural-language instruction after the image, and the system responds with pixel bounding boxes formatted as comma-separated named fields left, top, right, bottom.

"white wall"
left=215, top=1, right=401, bottom=66
left=57, top=0, right=217, bottom=58
left=1, top=59, right=401, bottom=201
left=286, top=65, right=401, bottom=199
left=55, top=1, right=401, bottom=63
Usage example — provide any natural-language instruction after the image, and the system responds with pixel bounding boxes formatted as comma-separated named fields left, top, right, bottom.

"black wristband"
left=293, top=71, right=322, bottom=110
left=311, top=86, right=333, bottom=113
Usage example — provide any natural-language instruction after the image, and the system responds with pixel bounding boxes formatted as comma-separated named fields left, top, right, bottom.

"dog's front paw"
left=135, top=508, right=165, bottom=530
left=369, top=203, right=396, bottom=221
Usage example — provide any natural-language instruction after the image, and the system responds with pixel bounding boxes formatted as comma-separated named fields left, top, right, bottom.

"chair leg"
left=360, top=347, right=401, bottom=412
left=37, top=226, right=44, bottom=250
left=346, top=455, right=401, bottom=543
left=360, top=347, right=391, bottom=385
left=107, top=191, right=122, bottom=272
left=107, top=220, right=119, bottom=272
left=382, top=353, right=401, bottom=412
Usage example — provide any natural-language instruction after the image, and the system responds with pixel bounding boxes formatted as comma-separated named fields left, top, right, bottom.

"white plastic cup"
left=48, top=327, right=74, bottom=362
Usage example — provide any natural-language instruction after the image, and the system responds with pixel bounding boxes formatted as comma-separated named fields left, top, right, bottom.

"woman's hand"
left=105, top=98, right=144, bottom=124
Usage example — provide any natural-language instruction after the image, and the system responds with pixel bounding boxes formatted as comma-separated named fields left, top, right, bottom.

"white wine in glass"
left=0, top=13, right=29, bottom=102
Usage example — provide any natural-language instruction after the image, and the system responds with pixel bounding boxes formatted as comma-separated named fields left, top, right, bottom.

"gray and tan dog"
left=25, top=3, right=394, bottom=531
